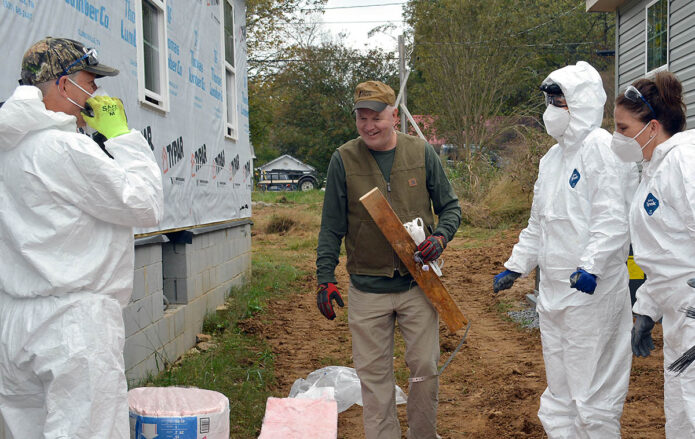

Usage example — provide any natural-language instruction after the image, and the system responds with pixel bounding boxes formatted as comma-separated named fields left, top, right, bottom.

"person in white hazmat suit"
left=493, top=61, right=638, bottom=438
left=611, top=71, right=695, bottom=438
left=0, top=37, right=163, bottom=438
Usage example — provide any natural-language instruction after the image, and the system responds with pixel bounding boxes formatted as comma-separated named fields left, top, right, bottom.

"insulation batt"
left=259, top=397, right=338, bottom=439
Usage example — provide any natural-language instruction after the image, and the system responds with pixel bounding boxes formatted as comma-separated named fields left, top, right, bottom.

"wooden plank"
left=359, top=187, right=468, bottom=332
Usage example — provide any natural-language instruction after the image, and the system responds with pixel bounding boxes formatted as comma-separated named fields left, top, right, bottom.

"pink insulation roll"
left=128, top=387, right=229, bottom=439
left=258, top=397, right=338, bottom=439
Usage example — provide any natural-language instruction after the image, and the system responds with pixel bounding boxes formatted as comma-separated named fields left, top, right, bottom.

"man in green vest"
left=315, top=80, right=461, bottom=439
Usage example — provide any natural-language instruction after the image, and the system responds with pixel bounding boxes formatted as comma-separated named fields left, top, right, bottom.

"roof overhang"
left=586, top=0, right=627, bottom=12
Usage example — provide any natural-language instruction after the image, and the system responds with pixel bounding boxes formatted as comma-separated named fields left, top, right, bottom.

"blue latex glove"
left=569, top=268, right=597, bottom=294
left=632, top=314, right=655, bottom=357
left=493, top=269, right=521, bottom=293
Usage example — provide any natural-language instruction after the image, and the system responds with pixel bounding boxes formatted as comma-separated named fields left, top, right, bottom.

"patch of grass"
left=494, top=299, right=516, bottom=314
left=144, top=256, right=304, bottom=438
left=318, top=356, right=341, bottom=367
left=455, top=225, right=509, bottom=249
left=481, top=175, right=533, bottom=227
left=265, top=214, right=296, bottom=234
left=252, top=190, right=324, bottom=207
left=202, top=311, right=231, bottom=335
left=286, top=235, right=318, bottom=251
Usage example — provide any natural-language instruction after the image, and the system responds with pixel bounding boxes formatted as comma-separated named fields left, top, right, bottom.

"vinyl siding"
left=616, top=0, right=695, bottom=128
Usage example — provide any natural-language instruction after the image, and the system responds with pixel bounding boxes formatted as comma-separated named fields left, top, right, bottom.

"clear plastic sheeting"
left=289, top=366, right=407, bottom=413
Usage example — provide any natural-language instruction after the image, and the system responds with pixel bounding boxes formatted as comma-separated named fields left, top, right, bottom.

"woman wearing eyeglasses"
left=612, top=71, right=695, bottom=438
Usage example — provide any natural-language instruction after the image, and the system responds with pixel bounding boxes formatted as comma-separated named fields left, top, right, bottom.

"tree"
left=405, top=0, right=525, bottom=160
left=403, top=0, right=615, bottom=157
left=253, top=42, right=398, bottom=174
left=246, top=0, right=326, bottom=80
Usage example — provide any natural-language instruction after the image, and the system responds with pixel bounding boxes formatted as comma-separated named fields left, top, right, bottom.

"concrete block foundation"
left=125, top=220, right=252, bottom=385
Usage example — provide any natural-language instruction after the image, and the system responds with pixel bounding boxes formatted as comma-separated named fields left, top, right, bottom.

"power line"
left=415, top=41, right=600, bottom=48
left=248, top=42, right=602, bottom=64
left=302, top=2, right=406, bottom=11
left=512, top=4, right=580, bottom=36
left=320, top=20, right=403, bottom=24
left=281, top=19, right=402, bottom=24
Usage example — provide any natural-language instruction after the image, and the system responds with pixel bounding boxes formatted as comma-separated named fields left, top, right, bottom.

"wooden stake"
left=359, top=187, right=468, bottom=332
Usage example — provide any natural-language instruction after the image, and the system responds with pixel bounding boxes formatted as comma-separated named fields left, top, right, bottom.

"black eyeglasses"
left=540, top=82, right=567, bottom=108
left=545, top=94, right=568, bottom=108
left=624, top=85, right=657, bottom=120
left=55, top=48, right=99, bottom=84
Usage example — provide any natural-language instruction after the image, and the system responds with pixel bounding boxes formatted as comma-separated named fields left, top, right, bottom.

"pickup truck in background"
left=256, top=168, right=320, bottom=191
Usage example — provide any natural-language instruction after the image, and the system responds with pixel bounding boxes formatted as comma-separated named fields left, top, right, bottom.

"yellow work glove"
left=83, top=96, right=130, bottom=139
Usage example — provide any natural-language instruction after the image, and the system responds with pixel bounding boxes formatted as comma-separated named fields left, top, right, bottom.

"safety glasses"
left=540, top=82, right=567, bottom=108
left=624, top=85, right=657, bottom=120
left=545, top=94, right=568, bottom=108
left=55, top=48, right=99, bottom=84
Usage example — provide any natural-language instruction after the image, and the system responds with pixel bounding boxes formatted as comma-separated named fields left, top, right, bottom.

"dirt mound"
left=252, top=204, right=666, bottom=438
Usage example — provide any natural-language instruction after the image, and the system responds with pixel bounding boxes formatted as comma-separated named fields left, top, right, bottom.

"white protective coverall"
left=504, top=62, right=638, bottom=438
left=0, top=86, right=163, bottom=438
left=629, top=129, right=695, bottom=438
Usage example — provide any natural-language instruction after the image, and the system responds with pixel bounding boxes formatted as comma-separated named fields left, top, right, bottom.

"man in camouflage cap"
left=18, top=37, right=119, bottom=130
left=0, top=37, right=163, bottom=438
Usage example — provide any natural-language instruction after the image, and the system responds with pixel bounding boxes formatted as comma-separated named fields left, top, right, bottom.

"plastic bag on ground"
left=289, top=366, right=407, bottom=413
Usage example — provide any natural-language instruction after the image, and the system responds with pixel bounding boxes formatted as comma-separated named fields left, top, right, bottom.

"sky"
left=318, top=0, right=407, bottom=54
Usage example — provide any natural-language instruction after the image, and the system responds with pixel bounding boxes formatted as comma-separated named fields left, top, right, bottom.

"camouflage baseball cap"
left=20, top=37, right=119, bottom=86
left=353, top=81, right=396, bottom=112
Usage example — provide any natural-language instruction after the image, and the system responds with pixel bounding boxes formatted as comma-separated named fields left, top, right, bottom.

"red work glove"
left=415, top=234, right=447, bottom=263
left=316, top=283, right=344, bottom=320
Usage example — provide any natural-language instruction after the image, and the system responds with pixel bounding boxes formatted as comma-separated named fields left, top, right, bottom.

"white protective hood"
left=0, top=86, right=76, bottom=149
left=544, top=61, right=606, bottom=149
left=0, top=85, right=163, bottom=305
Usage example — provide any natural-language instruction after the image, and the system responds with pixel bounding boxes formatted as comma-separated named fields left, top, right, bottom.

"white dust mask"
left=64, top=77, right=92, bottom=110
left=64, top=77, right=108, bottom=110
left=610, top=122, right=655, bottom=162
left=543, top=105, right=570, bottom=140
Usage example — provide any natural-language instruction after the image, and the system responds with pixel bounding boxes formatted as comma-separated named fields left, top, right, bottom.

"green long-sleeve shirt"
left=316, top=141, right=461, bottom=293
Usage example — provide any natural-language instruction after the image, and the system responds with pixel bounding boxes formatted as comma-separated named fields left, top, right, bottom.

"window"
left=645, top=0, right=668, bottom=74
left=222, top=0, right=238, bottom=139
left=137, top=0, right=169, bottom=111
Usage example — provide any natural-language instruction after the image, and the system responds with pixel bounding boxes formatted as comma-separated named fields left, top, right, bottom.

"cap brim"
left=84, top=63, right=119, bottom=78
left=353, top=100, right=388, bottom=112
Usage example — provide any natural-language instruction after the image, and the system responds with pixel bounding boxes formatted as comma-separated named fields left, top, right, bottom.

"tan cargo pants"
left=348, top=283, right=440, bottom=439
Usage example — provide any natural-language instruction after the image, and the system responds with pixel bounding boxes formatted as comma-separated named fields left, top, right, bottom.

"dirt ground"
left=251, top=203, right=667, bottom=438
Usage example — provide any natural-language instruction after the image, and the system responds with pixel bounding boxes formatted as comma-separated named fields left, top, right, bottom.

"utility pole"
left=398, top=34, right=407, bottom=134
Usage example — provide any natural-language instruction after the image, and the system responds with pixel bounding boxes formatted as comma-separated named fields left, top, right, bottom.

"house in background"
left=399, top=115, right=448, bottom=153
left=586, top=0, right=695, bottom=128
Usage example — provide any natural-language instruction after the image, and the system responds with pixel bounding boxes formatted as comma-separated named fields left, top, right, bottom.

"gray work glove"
left=632, top=314, right=655, bottom=357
